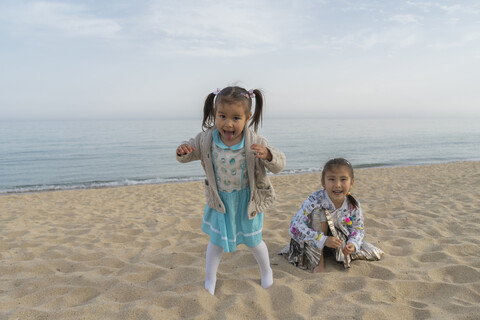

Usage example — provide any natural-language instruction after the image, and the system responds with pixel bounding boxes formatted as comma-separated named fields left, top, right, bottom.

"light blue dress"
left=201, top=129, right=263, bottom=252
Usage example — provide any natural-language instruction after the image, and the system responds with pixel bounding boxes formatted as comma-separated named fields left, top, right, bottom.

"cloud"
left=327, top=26, right=419, bottom=50
left=0, top=0, right=439, bottom=57
left=1, top=0, right=479, bottom=58
left=406, top=1, right=480, bottom=15
left=0, top=1, right=122, bottom=38
left=137, top=0, right=288, bottom=57
left=431, top=32, right=480, bottom=50
left=390, top=14, right=423, bottom=24
left=440, top=4, right=462, bottom=14
left=0, top=0, right=295, bottom=56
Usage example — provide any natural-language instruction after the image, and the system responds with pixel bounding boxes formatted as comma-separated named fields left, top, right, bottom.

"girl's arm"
left=346, top=205, right=365, bottom=252
left=289, top=205, right=327, bottom=249
left=255, top=138, right=286, bottom=174
left=176, top=133, right=202, bottom=163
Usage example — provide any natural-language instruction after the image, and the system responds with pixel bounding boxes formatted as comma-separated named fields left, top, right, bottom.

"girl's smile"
left=215, top=102, right=252, bottom=147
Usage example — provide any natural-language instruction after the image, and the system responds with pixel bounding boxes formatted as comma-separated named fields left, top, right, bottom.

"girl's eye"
left=234, top=117, right=240, bottom=121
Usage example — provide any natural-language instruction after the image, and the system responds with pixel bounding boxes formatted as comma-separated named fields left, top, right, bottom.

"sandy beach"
left=1, top=161, right=479, bottom=319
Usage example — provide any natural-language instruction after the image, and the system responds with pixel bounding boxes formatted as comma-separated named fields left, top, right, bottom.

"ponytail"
left=249, top=89, right=264, bottom=132
left=202, top=92, right=216, bottom=131
left=347, top=193, right=359, bottom=209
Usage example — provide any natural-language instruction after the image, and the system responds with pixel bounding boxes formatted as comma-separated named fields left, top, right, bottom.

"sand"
left=1, top=161, right=479, bottom=319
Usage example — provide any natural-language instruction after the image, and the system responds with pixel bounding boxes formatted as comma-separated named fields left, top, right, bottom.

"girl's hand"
left=325, top=236, right=342, bottom=249
left=251, top=144, right=272, bottom=161
left=342, top=243, right=355, bottom=255
left=176, top=144, right=195, bottom=156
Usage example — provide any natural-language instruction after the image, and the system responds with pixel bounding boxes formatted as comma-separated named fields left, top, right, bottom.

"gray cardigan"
left=176, top=127, right=286, bottom=219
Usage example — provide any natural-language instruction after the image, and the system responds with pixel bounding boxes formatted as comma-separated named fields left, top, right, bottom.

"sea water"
left=1, top=118, right=479, bottom=194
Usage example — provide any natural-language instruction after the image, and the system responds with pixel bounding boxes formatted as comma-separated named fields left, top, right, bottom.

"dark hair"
left=321, top=158, right=359, bottom=209
left=202, top=86, right=264, bottom=132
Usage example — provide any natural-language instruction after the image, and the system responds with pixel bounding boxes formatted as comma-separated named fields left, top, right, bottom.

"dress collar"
left=212, top=128, right=245, bottom=150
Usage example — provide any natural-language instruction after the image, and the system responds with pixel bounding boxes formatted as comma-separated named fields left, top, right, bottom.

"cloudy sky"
left=1, top=0, right=479, bottom=120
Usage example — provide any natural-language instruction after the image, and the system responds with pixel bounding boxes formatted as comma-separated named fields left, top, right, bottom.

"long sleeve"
left=343, top=204, right=365, bottom=252
left=252, top=135, right=285, bottom=174
left=175, top=132, right=203, bottom=163
left=262, top=144, right=286, bottom=174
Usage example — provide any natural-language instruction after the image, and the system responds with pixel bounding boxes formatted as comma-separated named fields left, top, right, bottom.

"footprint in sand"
left=428, top=264, right=480, bottom=284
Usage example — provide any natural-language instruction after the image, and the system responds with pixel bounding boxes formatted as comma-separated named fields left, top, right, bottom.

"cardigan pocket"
left=204, top=179, right=224, bottom=212
left=253, top=186, right=275, bottom=212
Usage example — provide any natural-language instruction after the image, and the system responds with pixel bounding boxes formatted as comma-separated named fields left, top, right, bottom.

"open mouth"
left=223, top=130, right=234, bottom=140
left=332, top=190, right=343, bottom=196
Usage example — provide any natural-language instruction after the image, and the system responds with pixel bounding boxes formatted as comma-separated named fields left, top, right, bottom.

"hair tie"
left=213, top=88, right=221, bottom=95
left=240, top=89, right=255, bottom=99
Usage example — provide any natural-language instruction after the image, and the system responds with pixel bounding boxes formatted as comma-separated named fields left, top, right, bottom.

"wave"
left=0, top=176, right=206, bottom=194
left=1, top=168, right=327, bottom=194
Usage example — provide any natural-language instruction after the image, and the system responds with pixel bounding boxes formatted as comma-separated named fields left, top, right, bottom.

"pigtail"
left=202, top=92, right=216, bottom=131
left=249, top=89, right=264, bottom=132
left=347, top=193, right=359, bottom=209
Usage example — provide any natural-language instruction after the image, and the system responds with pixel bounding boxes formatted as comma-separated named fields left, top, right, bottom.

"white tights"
left=204, top=242, right=223, bottom=295
left=204, top=241, right=273, bottom=295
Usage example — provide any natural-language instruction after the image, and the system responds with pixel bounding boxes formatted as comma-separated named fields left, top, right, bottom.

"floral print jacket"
left=289, top=189, right=365, bottom=252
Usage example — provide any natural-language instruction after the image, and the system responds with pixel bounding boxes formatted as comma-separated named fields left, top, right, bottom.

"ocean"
left=1, top=118, right=479, bottom=194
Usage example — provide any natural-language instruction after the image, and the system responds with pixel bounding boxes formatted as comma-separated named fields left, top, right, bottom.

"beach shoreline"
left=3, top=159, right=479, bottom=196
left=1, top=161, right=479, bottom=319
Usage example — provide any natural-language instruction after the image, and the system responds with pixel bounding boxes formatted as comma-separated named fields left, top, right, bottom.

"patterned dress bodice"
left=212, top=142, right=249, bottom=193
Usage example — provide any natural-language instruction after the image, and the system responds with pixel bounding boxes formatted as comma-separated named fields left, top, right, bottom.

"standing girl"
left=176, top=86, right=286, bottom=295
left=282, top=158, right=383, bottom=272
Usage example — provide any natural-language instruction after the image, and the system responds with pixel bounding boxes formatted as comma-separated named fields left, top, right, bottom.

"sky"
left=1, top=0, right=479, bottom=120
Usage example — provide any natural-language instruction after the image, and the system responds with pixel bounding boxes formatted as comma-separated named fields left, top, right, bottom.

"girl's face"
left=215, top=101, right=251, bottom=147
left=322, top=165, right=355, bottom=209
